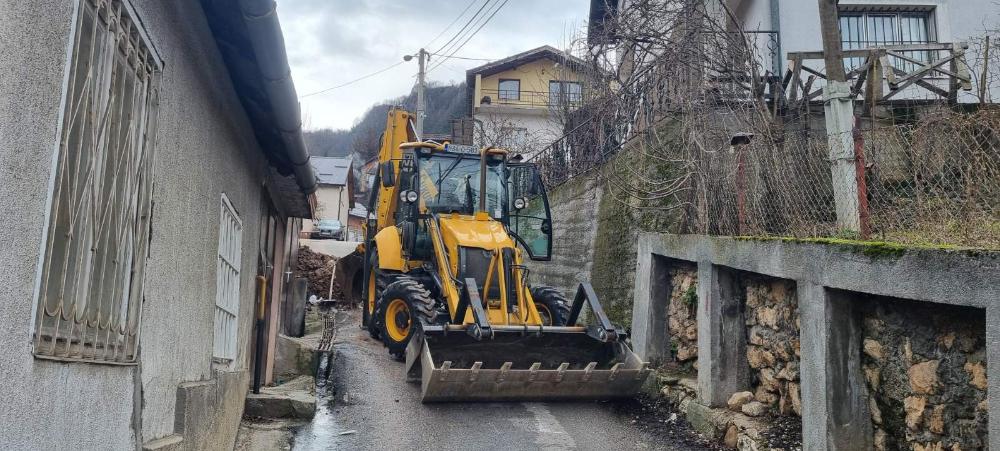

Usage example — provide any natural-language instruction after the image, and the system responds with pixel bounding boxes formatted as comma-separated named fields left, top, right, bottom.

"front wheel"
left=377, top=277, right=436, bottom=359
left=531, top=286, right=571, bottom=326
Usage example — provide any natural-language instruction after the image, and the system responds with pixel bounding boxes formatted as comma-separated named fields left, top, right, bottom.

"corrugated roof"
left=311, top=157, right=353, bottom=186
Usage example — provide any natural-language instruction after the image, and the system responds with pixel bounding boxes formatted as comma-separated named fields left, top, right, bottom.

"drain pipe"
left=238, top=0, right=317, bottom=196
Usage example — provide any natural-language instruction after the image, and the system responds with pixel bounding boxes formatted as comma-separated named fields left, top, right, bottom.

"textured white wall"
left=0, top=0, right=273, bottom=448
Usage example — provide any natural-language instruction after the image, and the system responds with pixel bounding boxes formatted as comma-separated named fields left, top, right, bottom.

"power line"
left=423, top=0, right=479, bottom=49
left=299, top=60, right=407, bottom=98
left=427, top=52, right=494, bottom=61
left=431, top=0, right=494, bottom=55
left=431, top=0, right=498, bottom=63
left=427, top=0, right=508, bottom=74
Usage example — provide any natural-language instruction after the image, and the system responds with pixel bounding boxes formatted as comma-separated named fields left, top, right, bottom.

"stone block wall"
left=632, top=234, right=1000, bottom=451
left=743, top=276, right=802, bottom=417
left=666, top=265, right=699, bottom=370
left=527, top=174, right=602, bottom=298
left=859, top=295, right=988, bottom=451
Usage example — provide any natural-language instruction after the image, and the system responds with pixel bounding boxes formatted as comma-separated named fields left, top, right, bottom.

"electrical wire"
left=422, top=0, right=479, bottom=49
left=431, top=0, right=494, bottom=55
left=427, top=53, right=494, bottom=61
left=427, top=0, right=508, bottom=74
left=299, top=60, right=407, bottom=98
left=430, top=0, right=499, bottom=64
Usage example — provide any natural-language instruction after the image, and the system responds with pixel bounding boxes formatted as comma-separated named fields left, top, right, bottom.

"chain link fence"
left=536, top=105, right=1000, bottom=250
left=686, top=109, right=1000, bottom=248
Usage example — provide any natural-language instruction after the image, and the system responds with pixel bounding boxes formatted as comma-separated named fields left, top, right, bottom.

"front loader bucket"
left=405, top=328, right=651, bottom=402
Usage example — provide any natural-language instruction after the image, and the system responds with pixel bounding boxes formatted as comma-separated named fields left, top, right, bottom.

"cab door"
left=506, top=163, right=552, bottom=261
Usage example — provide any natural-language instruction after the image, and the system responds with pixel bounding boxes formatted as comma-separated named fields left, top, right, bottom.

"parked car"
left=311, top=219, right=344, bottom=240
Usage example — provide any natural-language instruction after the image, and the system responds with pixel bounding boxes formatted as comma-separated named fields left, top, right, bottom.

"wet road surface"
left=291, top=309, right=701, bottom=451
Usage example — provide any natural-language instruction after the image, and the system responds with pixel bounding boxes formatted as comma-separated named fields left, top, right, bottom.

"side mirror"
left=380, top=161, right=395, bottom=187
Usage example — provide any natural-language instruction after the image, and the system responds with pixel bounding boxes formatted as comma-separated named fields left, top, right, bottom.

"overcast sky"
left=277, top=0, right=590, bottom=131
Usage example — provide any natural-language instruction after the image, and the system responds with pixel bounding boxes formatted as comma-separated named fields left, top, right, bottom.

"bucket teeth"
left=554, top=363, right=569, bottom=382
left=528, top=362, right=541, bottom=381
left=609, top=363, right=623, bottom=381
left=439, top=361, right=452, bottom=382
left=582, top=362, right=597, bottom=381
left=497, top=362, right=512, bottom=382
left=469, top=362, right=482, bottom=382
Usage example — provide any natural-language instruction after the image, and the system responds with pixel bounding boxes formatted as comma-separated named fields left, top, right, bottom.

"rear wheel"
left=363, top=250, right=395, bottom=340
left=531, top=286, right=571, bottom=326
left=377, top=277, right=436, bottom=359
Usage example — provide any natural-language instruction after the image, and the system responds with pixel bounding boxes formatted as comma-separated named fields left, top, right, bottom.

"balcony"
left=476, top=88, right=582, bottom=114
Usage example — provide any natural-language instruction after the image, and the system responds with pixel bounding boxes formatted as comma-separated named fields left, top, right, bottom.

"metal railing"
left=478, top=89, right=583, bottom=110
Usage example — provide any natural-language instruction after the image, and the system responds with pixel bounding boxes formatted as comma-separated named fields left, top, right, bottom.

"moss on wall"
left=586, top=120, right=688, bottom=327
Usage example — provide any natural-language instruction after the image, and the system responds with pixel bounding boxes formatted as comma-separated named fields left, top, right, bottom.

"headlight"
left=513, top=197, right=527, bottom=210
left=405, top=190, right=418, bottom=203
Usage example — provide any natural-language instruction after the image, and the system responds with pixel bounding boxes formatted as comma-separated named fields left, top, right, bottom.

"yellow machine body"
left=341, top=108, right=650, bottom=402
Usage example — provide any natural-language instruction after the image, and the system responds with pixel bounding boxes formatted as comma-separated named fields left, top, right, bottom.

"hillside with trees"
left=304, top=82, right=467, bottom=160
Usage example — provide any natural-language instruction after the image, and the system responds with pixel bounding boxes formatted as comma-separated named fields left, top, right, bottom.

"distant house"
left=347, top=205, right=369, bottom=241
left=0, top=1, right=317, bottom=449
left=466, top=45, right=589, bottom=154
left=305, top=157, right=355, bottom=228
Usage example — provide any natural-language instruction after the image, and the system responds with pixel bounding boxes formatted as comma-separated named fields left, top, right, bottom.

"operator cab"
left=391, top=143, right=553, bottom=261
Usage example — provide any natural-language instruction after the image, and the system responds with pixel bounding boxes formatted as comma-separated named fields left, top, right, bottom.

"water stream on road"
left=290, top=350, right=344, bottom=450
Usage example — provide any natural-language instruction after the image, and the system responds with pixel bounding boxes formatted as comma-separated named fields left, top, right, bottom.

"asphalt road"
left=290, top=309, right=698, bottom=451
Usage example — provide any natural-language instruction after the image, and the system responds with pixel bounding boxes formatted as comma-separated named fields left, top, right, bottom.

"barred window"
left=839, top=9, right=937, bottom=72
left=34, top=0, right=161, bottom=364
left=214, top=195, right=243, bottom=362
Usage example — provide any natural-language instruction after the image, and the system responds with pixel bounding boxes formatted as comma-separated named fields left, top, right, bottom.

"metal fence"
left=537, top=106, right=1000, bottom=250
left=686, top=109, right=1000, bottom=248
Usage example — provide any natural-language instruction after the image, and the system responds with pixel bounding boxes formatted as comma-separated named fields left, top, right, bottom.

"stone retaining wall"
left=743, top=276, right=802, bottom=417
left=859, top=295, right=988, bottom=451
left=632, top=234, right=1000, bottom=450
left=666, top=265, right=699, bottom=370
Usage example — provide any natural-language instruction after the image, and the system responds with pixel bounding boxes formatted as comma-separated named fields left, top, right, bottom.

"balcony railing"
left=478, top=89, right=582, bottom=110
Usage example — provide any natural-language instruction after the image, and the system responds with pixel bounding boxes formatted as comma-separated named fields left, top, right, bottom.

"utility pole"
left=416, top=48, right=427, bottom=137
left=817, top=0, right=846, bottom=83
left=816, top=0, right=865, bottom=235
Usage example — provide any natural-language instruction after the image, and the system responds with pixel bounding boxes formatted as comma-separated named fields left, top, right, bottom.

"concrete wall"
left=631, top=233, right=999, bottom=450
left=525, top=174, right=602, bottom=293
left=525, top=121, right=688, bottom=327
left=0, top=1, right=277, bottom=449
left=0, top=1, right=136, bottom=449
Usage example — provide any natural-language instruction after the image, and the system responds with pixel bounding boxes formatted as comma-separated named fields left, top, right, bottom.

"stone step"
left=142, top=434, right=183, bottom=451
left=244, top=376, right=317, bottom=420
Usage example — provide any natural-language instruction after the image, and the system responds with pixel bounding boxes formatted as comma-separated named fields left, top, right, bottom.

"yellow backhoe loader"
left=340, top=108, right=650, bottom=402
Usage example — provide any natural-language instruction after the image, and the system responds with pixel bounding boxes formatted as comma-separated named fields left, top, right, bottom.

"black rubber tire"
left=531, top=285, right=571, bottom=326
left=363, top=250, right=395, bottom=340
left=377, top=277, right=436, bottom=360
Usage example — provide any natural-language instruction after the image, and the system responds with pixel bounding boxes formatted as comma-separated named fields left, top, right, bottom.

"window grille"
left=34, top=0, right=161, bottom=364
left=839, top=10, right=936, bottom=72
left=214, top=195, right=243, bottom=362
